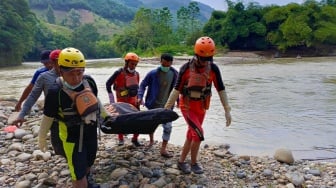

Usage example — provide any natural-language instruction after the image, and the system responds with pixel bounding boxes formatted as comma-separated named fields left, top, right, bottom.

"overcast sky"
left=195, top=0, right=305, bottom=11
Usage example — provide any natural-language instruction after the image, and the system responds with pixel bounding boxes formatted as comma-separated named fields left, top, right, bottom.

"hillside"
left=29, top=0, right=214, bottom=35
left=32, top=8, right=124, bottom=36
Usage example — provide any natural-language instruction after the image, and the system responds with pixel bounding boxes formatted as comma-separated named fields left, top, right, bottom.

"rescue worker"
left=137, top=53, right=178, bottom=157
left=165, top=36, right=232, bottom=174
left=13, top=49, right=64, bottom=155
left=105, top=52, right=142, bottom=147
left=38, top=47, right=102, bottom=187
left=13, top=49, right=61, bottom=127
left=15, top=50, right=53, bottom=111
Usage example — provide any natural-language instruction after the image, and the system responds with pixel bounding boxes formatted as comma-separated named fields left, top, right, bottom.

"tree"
left=72, top=24, right=100, bottom=58
left=62, top=8, right=81, bottom=29
left=0, top=0, right=37, bottom=66
left=46, top=4, right=56, bottom=24
left=176, top=2, right=203, bottom=45
left=113, top=7, right=174, bottom=53
left=95, top=40, right=120, bottom=58
left=152, top=8, right=174, bottom=46
left=204, top=1, right=267, bottom=50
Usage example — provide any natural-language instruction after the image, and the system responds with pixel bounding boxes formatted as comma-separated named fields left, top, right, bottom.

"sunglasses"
left=198, top=56, right=213, bottom=62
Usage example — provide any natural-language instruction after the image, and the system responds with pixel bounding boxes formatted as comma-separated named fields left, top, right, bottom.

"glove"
left=99, top=98, right=109, bottom=118
left=83, top=112, right=97, bottom=124
left=38, top=115, right=53, bottom=152
left=218, top=90, right=232, bottom=127
left=225, top=111, right=232, bottom=127
left=164, top=89, right=180, bottom=109
left=108, top=92, right=115, bottom=104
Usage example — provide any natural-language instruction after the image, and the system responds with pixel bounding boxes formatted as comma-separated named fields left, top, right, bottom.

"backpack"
left=57, top=77, right=99, bottom=117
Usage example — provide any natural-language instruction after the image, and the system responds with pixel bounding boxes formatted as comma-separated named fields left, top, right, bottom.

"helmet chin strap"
left=195, top=56, right=207, bottom=68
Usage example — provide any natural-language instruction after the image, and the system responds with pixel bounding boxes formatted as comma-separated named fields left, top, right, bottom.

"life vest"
left=116, top=69, right=139, bottom=98
left=57, top=77, right=99, bottom=117
left=183, top=61, right=212, bottom=100
left=56, top=77, right=99, bottom=153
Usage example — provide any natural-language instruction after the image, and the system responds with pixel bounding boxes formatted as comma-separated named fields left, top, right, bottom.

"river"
left=1, top=56, right=335, bottom=160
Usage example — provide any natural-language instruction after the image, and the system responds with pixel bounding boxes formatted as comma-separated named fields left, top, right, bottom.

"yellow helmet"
left=124, top=52, right=139, bottom=62
left=58, top=47, right=86, bottom=68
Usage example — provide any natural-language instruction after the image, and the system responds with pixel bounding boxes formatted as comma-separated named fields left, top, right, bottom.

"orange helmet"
left=194, top=36, right=216, bottom=57
left=124, top=52, right=139, bottom=62
left=49, top=49, right=61, bottom=61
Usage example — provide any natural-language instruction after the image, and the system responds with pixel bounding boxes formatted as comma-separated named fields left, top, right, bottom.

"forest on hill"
left=1, top=0, right=336, bottom=67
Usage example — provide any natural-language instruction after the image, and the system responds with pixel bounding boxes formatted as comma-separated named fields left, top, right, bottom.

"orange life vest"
left=117, top=70, right=139, bottom=97
left=185, top=62, right=211, bottom=99
left=58, top=78, right=99, bottom=117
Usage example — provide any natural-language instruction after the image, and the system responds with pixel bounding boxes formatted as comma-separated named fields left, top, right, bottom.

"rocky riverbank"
left=1, top=99, right=335, bottom=188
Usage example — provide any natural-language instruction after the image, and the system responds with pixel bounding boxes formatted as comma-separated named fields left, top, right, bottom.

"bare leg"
left=179, top=139, right=192, bottom=163
left=148, top=133, right=154, bottom=146
left=72, top=176, right=87, bottom=188
left=160, top=140, right=168, bottom=153
left=190, top=141, right=201, bottom=164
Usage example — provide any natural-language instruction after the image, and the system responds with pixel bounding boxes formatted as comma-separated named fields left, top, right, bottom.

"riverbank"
left=92, top=51, right=335, bottom=67
left=1, top=99, right=335, bottom=187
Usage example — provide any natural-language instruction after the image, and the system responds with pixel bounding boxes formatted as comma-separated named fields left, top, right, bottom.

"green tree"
left=0, top=0, right=37, bottom=66
left=311, top=3, right=336, bottom=45
left=203, top=11, right=227, bottom=45
left=113, top=34, right=138, bottom=54
left=63, top=8, right=81, bottom=29
left=113, top=7, right=174, bottom=53
left=95, top=40, right=120, bottom=58
left=46, top=4, right=56, bottom=24
left=176, top=2, right=203, bottom=45
left=152, top=8, right=174, bottom=46
left=72, top=24, right=100, bottom=58
left=205, top=1, right=267, bottom=50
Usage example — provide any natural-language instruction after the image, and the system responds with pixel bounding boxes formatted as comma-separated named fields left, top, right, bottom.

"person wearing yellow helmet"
left=38, top=47, right=103, bottom=187
left=106, top=52, right=142, bottom=147
left=165, top=36, right=232, bottom=174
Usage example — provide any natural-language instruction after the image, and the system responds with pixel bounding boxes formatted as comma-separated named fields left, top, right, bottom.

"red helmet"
left=124, top=52, right=139, bottom=62
left=194, top=36, right=216, bottom=57
left=49, top=49, right=61, bottom=61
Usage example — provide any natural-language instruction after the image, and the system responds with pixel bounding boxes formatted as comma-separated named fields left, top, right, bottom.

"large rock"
left=274, top=148, right=294, bottom=164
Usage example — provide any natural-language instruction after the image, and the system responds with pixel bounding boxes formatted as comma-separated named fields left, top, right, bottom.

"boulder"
left=274, top=148, right=294, bottom=164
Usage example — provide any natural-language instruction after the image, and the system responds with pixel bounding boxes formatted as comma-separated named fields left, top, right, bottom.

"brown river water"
left=1, top=56, right=335, bottom=160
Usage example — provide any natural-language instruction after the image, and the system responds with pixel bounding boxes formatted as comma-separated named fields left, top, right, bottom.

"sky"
left=195, top=0, right=305, bottom=11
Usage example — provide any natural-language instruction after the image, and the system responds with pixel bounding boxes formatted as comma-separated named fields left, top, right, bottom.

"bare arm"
left=15, top=83, right=34, bottom=111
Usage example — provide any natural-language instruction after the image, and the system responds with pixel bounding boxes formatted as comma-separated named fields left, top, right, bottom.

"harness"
left=116, top=69, right=139, bottom=98
left=182, top=60, right=212, bottom=101
left=56, top=77, right=99, bottom=152
left=183, top=60, right=213, bottom=141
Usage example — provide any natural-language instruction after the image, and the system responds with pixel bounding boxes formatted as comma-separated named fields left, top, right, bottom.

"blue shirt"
left=31, top=67, right=49, bottom=84
left=138, top=67, right=178, bottom=109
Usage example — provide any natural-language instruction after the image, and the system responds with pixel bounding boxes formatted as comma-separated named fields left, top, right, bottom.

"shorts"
left=61, top=123, right=98, bottom=180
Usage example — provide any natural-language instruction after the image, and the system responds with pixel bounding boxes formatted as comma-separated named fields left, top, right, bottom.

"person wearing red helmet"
left=165, top=36, right=232, bottom=174
left=13, top=49, right=62, bottom=127
left=106, top=52, right=142, bottom=147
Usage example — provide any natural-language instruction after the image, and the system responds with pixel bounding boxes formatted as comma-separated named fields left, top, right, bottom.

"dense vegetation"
left=1, top=0, right=336, bottom=67
left=205, top=0, right=336, bottom=54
